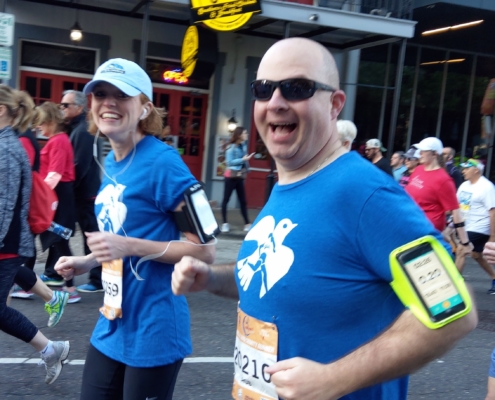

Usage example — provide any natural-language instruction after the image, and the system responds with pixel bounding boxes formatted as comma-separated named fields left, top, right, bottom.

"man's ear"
left=330, top=90, right=346, bottom=120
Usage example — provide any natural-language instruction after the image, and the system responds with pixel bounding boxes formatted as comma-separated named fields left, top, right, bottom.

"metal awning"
left=24, top=0, right=416, bottom=50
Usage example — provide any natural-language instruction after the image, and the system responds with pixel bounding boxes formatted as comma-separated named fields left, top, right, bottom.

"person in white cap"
left=456, top=158, right=495, bottom=293
left=406, top=137, right=472, bottom=253
left=365, top=138, right=393, bottom=176
left=54, top=58, right=215, bottom=399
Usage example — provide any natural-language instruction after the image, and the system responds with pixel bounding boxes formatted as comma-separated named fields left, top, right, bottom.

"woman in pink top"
left=405, top=137, right=472, bottom=254
left=35, top=102, right=79, bottom=302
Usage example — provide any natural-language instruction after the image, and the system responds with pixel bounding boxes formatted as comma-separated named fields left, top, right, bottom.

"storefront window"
left=21, top=41, right=96, bottom=74
left=439, top=52, right=472, bottom=154
left=410, top=48, right=446, bottom=144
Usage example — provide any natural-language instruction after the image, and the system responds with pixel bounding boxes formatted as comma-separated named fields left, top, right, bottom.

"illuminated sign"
left=190, top=0, right=261, bottom=32
left=163, top=69, right=189, bottom=84
left=181, top=25, right=218, bottom=81
left=181, top=26, right=198, bottom=78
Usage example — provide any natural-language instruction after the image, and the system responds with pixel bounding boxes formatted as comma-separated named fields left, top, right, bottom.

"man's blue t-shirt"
left=235, top=151, right=447, bottom=399
left=91, top=135, right=197, bottom=367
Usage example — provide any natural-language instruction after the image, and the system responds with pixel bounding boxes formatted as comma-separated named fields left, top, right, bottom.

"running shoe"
left=39, top=274, right=64, bottom=287
left=488, top=280, right=495, bottom=294
left=243, top=224, right=252, bottom=232
left=64, top=287, right=81, bottom=304
left=10, top=284, right=34, bottom=299
left=45, top=291, right=69, bottom=328
left=77, top=283, right=104, bottom=293
left=221, top=223, right=230, bottom=233
left=40, top=341, right=70, bottom=384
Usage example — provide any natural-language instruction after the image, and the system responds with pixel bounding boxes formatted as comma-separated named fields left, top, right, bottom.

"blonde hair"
left=32, top=101, right=65, bottom=132
left=336, top=120, right=357, bottom=149
left=88, top=94, right=164, bottom=136
left=0, top=85, right=36, bottom=132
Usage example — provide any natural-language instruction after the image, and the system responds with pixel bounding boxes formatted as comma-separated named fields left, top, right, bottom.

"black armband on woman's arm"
left=454, top=222, right=465, bottom=228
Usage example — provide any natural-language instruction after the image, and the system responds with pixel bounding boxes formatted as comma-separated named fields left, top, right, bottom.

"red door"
left=244, top=106, right=274, bottom=208
left=20, top=71, right=89, bottom=105
left=153, top=87, right=208, bottom=180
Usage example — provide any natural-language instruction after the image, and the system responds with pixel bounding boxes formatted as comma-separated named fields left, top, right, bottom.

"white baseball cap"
left=366, top=138, right=386, bottom=152
left=415, top=137, right=443, bottom=154
left=83, top=58, right=153, bottom=100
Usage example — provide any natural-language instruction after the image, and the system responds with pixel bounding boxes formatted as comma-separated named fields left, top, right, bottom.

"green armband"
left=389, top=235, right=472, bottom=329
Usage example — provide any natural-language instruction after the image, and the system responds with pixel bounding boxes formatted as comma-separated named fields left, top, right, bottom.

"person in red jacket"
left=406, top=137, right=472, bottom=258
left=35, top=102, right=80, bottom=303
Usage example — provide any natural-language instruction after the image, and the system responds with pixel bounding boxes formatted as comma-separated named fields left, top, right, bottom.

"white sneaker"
left=243, top=224, right=252, bottom=232
left=40, top=341, right=70, bottom=384
left=221, top=223, right=230, bottom=233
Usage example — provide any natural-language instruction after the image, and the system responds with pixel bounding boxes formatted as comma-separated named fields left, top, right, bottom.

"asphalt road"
left=1, top=233, right=495, bottom=399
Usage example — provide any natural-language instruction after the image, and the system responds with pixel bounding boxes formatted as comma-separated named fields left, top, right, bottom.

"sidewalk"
left=212, top=207, right=261, bottom=239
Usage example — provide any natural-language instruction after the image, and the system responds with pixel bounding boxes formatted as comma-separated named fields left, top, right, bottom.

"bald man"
left=172, top=38, right=477, bottom=400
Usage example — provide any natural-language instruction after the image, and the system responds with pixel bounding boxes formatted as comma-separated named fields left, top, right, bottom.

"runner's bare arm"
left=55, top=254, right=99, bottom=280
left=485, top=242, right=495, bottom=263
left=84, top=200, right=215, bottom=264
left=451, top=209, right=471, bottom=246
left=267, top=290, right=478, bottom=400
left=489, top=208, right=495, bottom=242
left=172, top=257, right=238, bottom=299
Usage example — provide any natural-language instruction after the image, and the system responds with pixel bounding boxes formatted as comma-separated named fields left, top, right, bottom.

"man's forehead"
left=62, top=92, right=75, bottom=101
left=257, top=45, right=324, bottom=80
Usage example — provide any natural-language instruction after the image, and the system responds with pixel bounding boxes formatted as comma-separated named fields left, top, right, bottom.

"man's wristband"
left=454, top=222, right=465, bottom=228
left=460, top=240, right=470, bottom=246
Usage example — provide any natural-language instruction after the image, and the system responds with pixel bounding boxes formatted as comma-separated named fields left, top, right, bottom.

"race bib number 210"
left=232, top=308, right=278, bottom=400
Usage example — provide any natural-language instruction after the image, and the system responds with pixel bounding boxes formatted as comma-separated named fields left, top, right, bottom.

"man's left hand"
left=266, top=357, right=338, bottom=400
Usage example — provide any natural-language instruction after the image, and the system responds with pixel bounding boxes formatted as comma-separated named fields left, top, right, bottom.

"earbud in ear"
left=140, top=109, right=148, bottom=120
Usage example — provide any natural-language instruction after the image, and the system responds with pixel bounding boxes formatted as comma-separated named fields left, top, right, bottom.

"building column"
left=340, top=49, right=360, bottom=122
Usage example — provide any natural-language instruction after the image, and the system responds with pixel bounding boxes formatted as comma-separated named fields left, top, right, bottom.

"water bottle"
left=47, top=222, right=72, bottom=240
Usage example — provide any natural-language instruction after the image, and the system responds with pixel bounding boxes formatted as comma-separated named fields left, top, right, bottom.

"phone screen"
left=399, top=243, right=465, bottom=321
left=190, top=189, right=218, bottom=236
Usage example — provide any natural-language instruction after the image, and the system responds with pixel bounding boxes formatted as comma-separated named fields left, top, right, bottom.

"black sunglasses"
left=251, top=79, right=336, bottom=101
left=59, top=102, right=77, bottom=109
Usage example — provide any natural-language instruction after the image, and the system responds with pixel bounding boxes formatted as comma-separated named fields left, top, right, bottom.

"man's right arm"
left=172, top=256, right=238, bottom=299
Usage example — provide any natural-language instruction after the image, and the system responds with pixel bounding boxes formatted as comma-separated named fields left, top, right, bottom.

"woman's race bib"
left=100, top=259, right=123, bottom=320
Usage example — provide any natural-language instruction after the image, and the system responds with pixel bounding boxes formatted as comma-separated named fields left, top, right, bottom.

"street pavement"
left=1, top=208, right=495, bottom=399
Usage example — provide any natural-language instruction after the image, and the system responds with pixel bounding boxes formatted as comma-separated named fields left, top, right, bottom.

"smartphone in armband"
left=390, top=236, right=472, bottom=329
left=173, top=183, right=220, bottom=244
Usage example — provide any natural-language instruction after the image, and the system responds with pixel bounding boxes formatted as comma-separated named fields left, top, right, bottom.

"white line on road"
left=0, top=357, right=234, bottom=365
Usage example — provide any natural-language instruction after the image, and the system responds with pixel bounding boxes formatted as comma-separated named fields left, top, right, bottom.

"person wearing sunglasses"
left=60, top=90, right=103, bottom=294
left=172, top=38, right=476, bottom=400
left=398, top=146, right=420, bottom=188
left=365, top=138, right=393, bottom=177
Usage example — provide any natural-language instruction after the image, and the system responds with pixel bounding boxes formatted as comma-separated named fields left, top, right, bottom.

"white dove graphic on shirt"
left=95, top=183, right=127, bottom=234
left=237, top=216, right=297, bottom=298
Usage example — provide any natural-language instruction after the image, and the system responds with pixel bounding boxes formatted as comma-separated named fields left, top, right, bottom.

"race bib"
left=232, top=307, right=278, bottom=400
left=100, top=259, right=123, bottom=320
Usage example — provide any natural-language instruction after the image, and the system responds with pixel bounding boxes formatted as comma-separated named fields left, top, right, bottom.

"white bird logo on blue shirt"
left=237, top=216, right=298, bottom=298
left=95, top=183, right=127, bottom=234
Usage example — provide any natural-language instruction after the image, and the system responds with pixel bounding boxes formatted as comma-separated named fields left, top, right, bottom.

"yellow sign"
left=190, top=0, right=261, bottom=32
left=181, top=26, right=199, bottom=78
